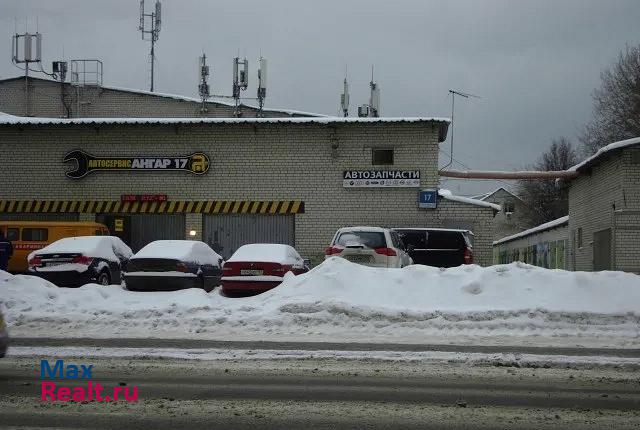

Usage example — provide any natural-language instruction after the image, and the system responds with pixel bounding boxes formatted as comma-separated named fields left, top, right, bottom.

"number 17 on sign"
left=419, top=190, right=438, bottom=209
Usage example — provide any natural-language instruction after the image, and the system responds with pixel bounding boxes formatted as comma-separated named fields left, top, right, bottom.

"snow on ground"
left=8, top=346, right=640, bottom=368
left=1, top=258, right=639, bottom=347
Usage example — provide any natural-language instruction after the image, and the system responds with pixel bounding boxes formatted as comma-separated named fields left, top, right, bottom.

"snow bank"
left=132, top=240, right=222, bottom=266
left=2, top=260, right=640, bottom=347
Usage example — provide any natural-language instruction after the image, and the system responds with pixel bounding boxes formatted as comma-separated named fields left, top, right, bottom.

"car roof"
left=336, top=226, right=389, bottom=233
left=393, top=227, right=474, bottom=235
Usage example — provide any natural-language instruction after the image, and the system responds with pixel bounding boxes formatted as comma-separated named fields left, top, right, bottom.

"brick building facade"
left=0, top=116, right=498, bottom=265
left=567, top=139, right=640, bottom=273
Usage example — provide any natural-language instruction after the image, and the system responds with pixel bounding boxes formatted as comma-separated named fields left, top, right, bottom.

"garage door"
left=97, top=214, right=185, bottom=252
left=203, top=214, right=295, bottom=259
left=0, top=213, right=79, bottom=221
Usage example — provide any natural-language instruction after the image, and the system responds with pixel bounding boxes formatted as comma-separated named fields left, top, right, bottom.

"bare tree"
left=518, top=138, right=578, bottom=225
left=581, top=44, right=640, bottom=155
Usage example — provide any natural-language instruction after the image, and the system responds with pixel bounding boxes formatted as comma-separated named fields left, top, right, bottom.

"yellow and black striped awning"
left=0, top=200, right=304, bottom=215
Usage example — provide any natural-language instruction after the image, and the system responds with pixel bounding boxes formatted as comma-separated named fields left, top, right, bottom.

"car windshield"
left=336, top=231, right=386, bottom=248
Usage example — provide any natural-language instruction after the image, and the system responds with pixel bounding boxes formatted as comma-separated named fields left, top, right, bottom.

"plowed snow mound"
left=2, top=259, right=639, bottom=347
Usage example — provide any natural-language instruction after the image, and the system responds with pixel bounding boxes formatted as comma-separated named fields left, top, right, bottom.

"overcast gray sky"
left=2, top=0, right=639, bottom=195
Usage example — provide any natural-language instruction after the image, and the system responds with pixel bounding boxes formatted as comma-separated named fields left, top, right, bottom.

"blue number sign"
left=418, top=189, right=438, bottom=209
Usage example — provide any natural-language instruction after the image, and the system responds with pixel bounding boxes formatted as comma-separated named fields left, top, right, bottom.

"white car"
left=324, top=226, right=413, bottom=268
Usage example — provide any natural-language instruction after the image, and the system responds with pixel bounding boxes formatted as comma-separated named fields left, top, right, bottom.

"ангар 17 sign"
left=343, top=170, right=420, bottom=188
left=63, top=150, right=210, bottom=179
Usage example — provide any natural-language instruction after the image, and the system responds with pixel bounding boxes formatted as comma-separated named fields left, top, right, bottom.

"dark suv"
left=393, top=228, right=474, bottom=267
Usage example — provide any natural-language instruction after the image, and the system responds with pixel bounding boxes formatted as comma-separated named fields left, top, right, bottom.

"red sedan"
left=221, top=244, right=310, bottom=295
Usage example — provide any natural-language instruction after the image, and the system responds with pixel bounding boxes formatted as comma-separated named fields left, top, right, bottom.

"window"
left=371, top=148, right=394, bottom=165
left=503, top=200, right=515, bottom=214
left=95, top=229, right=103, bottom=236
left=397, top=231, right=427, bottom=249
left=426, top=231, right=465, bottom=250
left=22, top=228, right=48, bottom=242
left=390, top=231, right=403, bottom=249
left=6, top=228, right=19, bottom=242
left=336, top=231, right=386, bottom=249
left=577, top=227, right=583, bottom=248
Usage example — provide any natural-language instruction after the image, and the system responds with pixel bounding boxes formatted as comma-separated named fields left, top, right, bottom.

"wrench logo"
left=63, top=150, right=210, bottom=179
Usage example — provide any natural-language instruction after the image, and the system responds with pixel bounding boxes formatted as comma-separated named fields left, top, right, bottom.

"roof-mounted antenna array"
left=357, top=66, right=381, bottom=118
left=198, top=53, right=210, bottom=113
left=11, top=30, right=42, bottom=116
left=232, top=56, right=249, bottom=117
left=340, top=67, right=350, bottom=117
left=138, top=0, right=162, bottom=92
left=257, top=57, right=267, bottom=117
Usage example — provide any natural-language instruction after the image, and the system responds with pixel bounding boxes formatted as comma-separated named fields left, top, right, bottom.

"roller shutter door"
left=203, top=214, right=294, bottom=259
left=97, top=214, right=185, bottom=252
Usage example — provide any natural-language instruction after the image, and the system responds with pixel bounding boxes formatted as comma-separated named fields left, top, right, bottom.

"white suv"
left=324, top=226, right=413, bottom=268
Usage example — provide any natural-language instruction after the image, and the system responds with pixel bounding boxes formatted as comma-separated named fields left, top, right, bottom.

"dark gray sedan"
left=124, top=240, right=223, bottom=292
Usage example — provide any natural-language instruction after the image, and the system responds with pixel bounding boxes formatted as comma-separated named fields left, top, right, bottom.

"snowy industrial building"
left=0, top=80, right=500, bottom=265
left=493, top=216, right=569, bottom=269
left=494, top=138, right=640, bottom=274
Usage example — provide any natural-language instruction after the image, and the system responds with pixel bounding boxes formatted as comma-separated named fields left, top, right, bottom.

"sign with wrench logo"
left=63, top=150, right=210, bottom=179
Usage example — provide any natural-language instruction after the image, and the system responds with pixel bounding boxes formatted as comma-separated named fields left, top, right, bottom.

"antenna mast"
left=340, top=67, right=349, bottom=117
left=12, top=31, right=42, bottom=116
left=441, top=89, right=481, bottom=170
left=369, top=66, right=380, bottom=117
left=257, top=56, right=267, bottom=117
left=198, top=53, right=210, bottom=114
left=357, top=66, right=380, bottom=118
left=232, top=56, right=249, bottom=117
left=138, top=0, right=162, bottom=92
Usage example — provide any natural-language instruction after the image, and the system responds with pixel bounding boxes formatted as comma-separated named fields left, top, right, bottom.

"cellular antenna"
left=198, top=53, right=210, bottom=114
left=232, top=56, right=249, bottom=117
left=357, top=66, right=380, bottom=118
left=340, top=67, right=349, bottom=117
left=369, top=66, right=380, bottom=117
left=138, top=0, right=162, bottom=92
left=11, top=30, right=42, bottom=116
left=257, top=56, right=267, bottom=117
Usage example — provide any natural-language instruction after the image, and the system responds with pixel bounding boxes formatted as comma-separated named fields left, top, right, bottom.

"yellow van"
left=0, top=221, right=110, bottom=273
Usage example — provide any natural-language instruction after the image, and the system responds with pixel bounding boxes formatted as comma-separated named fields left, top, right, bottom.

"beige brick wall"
left=0, top=120, right=495, bottom=266
left=568, top=147, right=640, bottom=272
left=0, top=77, right=309, bottom=119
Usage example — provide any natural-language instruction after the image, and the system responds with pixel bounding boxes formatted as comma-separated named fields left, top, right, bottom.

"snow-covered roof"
left=30, top=236, right=133, bottom=262
left=569, top=137, right=640, bottom=172
left=132, top=240, right=222, bottom=266
left=337, top=226, right=389, bottom=233
left=393, top=227, right=475, bottom=235
left=227, top=244, right=302, bottom=265
left=493, top=216, right=569, bottom=246
left=0, top=115, right=450, bottom=127
left=471, top=187, right=521, bottom=202
left=438, top=189, right=501, bottom=211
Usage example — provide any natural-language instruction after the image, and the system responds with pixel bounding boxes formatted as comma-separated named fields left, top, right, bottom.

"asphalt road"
left=1, top=352, right=640, bottom=429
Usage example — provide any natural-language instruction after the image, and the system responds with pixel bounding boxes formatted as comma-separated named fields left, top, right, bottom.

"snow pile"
left=132, top=240, right=222, bottom=266
left=2, top=259, right=640, bottom=347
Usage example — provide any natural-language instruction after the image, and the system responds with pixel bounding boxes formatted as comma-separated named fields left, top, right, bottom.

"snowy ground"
left=1, top=258, right=639, bottom=348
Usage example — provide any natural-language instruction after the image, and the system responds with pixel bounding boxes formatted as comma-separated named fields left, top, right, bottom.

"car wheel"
left=97, top=271, right=111, bottom=286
